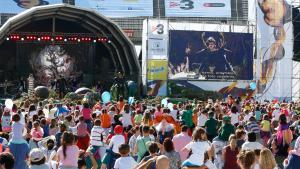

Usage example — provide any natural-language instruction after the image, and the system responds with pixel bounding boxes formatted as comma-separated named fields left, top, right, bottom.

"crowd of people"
left=0, top=95, right=298, bottom=169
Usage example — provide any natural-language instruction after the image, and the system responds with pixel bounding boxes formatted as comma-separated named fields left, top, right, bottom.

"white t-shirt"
left=273, top=109, right=281, bottom=121
left=121, top=112, right=133, bottom=127
left=197, top=114, right=208, bottom=127
left=253, top=162, right=260, bottom=169
left=109, top=135, right=125, bottom=153
left=184, top=141, right=211, bottom=166
left=114, top=156, right=138, bottom=169
left=230, top=113, right=239, bottom=125
left=19, top=112, right=26, bottom=125
left=29, top=111, right=37, bottom=118
left=170, top=110, right=179, bottom=121
left=244, top=113, right=252, bottom=123
left=241, top=141, right=264, bottom=151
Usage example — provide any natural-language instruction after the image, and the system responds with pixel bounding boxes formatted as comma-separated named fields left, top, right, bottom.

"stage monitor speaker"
left=293, top=7, right=300, bottom=62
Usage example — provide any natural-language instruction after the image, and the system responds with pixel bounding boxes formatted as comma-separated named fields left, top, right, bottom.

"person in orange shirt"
left=192, top=108, right=198, bottom=127
left=100, top=109, right=111, bottom=135
left=117, top=96, right=125, bottom=112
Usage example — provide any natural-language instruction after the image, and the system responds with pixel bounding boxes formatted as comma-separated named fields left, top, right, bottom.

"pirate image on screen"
left=13, top=0, right=49, bottom=9
left=192, top=36, right=233, bottom=74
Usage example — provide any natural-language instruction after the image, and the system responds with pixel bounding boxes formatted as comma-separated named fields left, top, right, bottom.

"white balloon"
left=5, top=99, right=13, bottom=109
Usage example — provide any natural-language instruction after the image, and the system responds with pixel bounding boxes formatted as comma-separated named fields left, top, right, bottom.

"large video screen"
left=165, top=0, right=231, bottom=17
left=169, top=30, right=253, bottom=80
left=0, top=0, right=153, bottom=18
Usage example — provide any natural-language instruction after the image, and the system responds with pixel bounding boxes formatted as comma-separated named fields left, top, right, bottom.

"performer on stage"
left=114, top=72, right=126, bottom=101
left=56, top=76, right=68, bottom=99
left=19, top=77, right=27, bottom=93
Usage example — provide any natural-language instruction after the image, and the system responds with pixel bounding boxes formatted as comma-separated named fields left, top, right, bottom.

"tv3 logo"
left=152, top=24, right=165, bottom=34
left=170, top=0, right=194, bottom=10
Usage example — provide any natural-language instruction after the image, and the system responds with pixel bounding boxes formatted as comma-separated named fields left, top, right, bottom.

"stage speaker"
left=293, top=7, right=300, bottom=61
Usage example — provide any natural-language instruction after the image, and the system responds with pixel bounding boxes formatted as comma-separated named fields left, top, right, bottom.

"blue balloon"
left=101, top=91, right=111, bottom=103
left=250, top=82, right=256, bottom=90
left=128, top=97, right=135, bottom=105
left=161, top=98, right=168, bottom=107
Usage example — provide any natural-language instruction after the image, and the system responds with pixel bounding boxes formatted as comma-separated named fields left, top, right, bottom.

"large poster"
left=165, top=0, right=231, bottom=17
left=0, top=0, right=62, bottom=13
left=169, top=30, right=253, bottom=80
left=147, top=19, right=169, bottom=60
left=0, top=0, right=153, bottom=18
left=147, top=60, right=168, bottom=80
left=255, top=0, right=293, bottom=100
left=86, top=0, right=153, bottom=17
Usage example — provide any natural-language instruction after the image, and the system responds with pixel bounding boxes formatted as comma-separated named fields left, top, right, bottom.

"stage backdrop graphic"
left=147, top=60, right=168, bottom=80
left=0, top=0, right=153, bottom=17
left=16, top=43, right=93, bottom=86
left=165, top=0, right=231, bottom=17
left=169, top=30, right=253, bottom=81
left=255, top=0, right=293, bottom=100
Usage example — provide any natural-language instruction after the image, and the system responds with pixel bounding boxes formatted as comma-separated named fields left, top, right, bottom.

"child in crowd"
left=261, top=114, right=271, bottom=146
left=11, top=113, right=26, bottom=143
left=114, top=144, right=138, bottom=169
left=56, top=132, right=79, bottom=169
left=182, top=127, right=213, bottom=167
left=1, top=108, right=11, bottom=132
left=30, top=121, right=44, bottom=149
left=100, top=109, right=111, bottom=135
left=55, top=122, right=67, bottom=148
left=49, top=119, right=59, bottom=136
left=77, top=116, right=90, bottom=150
left=40, top=118, right=49, bottom=137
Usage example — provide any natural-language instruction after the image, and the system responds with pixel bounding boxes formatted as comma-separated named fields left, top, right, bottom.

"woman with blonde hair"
left=259, top=148, right=278, bottom=169
left=142, top=110, right=153, bottom=126
left=222, top=134, right=239, bottom=169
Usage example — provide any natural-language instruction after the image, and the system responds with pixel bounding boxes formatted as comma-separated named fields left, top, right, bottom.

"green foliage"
left=168, top=81, right=222, bottom=100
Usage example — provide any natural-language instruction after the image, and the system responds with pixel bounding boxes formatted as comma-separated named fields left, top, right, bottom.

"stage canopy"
left=0, top=4, right=140, bottom=85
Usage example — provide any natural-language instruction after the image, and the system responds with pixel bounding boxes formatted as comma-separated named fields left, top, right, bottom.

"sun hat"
left=29, top=148, right=45, bottom=162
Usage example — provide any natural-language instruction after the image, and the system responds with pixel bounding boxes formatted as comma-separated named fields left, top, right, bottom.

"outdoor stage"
left=0, top=4, right=140, bottom=97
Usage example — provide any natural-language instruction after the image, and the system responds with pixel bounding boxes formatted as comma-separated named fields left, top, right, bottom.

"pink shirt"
left=172, top=132, right=192, bottom=162
left=154, top=110, right=162, bottom=118
left=77, top=122, right=88, bottom=137
left=82, top=108, right=91, bottom=120
left=30, top=127, right=44, bottom=140
left=57, top=145, right=79, bottom=167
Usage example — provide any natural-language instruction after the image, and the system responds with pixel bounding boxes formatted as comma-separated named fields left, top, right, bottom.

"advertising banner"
left=255, top=0, right=293, bottom=100
left=147, top=80, right=167, bottom=96
left=147, top=60, right=168, bottom=80
left=165, top=0, right=231, bottom=17
left=169, top=30, right=253, bottom=80
left=0, top=0, right=153, bottom=18
left=147, top=19, right=169, bottom=60
left=0, top=0, right=62, bottom=13
left=85, top=0, right=153, bottom=18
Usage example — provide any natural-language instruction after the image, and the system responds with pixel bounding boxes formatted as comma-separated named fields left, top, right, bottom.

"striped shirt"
left=246, top=122, right=260, bottom=134
left=90, top=126, right=106, bottom=146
